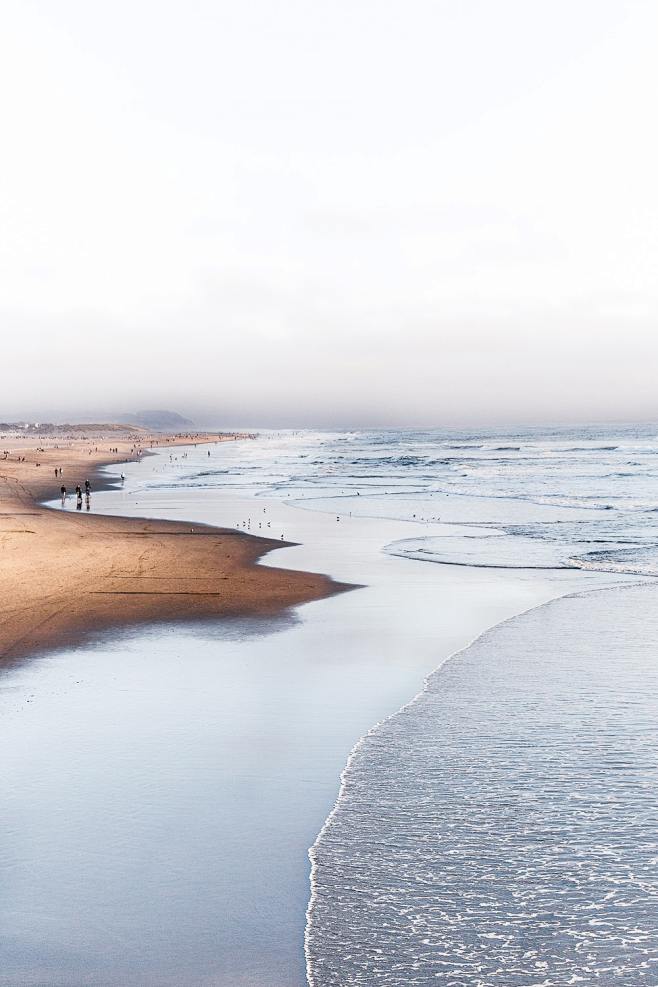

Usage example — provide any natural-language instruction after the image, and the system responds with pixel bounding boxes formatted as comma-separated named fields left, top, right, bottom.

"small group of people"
left=60, top=478, right=92, bottom=510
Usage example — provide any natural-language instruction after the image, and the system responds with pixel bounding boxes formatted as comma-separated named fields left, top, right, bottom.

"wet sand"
left=0, top=426, right=343, bottom=665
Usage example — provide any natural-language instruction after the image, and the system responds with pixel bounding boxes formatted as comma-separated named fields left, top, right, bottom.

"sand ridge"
left=0, top=426, right=344, bottom=665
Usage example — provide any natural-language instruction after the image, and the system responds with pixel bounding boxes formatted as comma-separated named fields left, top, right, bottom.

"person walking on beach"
left=60, top=485, right=66, bottom=505
left=76, top=489, right=83, bottom=510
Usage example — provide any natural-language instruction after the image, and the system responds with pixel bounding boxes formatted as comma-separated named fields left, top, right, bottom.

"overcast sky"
left=2, top=1, right=657, bottom=426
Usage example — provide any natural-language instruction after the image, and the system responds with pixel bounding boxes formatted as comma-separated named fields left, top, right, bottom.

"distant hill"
left=117, top=409, right=195, bottom=430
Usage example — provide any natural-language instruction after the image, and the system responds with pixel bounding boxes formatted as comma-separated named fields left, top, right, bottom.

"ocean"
left=1, top=426, right=656, bottom=985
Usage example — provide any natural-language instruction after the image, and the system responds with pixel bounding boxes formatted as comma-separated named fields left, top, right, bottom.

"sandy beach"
left=0, top=425, right=342, bottom=666
left=1, top=427, right=652, bottom=986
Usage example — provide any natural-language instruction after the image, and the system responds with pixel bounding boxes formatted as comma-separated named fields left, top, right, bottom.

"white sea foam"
left=306, top=582, right=658, bottom=985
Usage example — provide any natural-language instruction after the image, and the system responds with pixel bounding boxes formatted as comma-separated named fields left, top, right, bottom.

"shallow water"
left=307, top=583, right=658, bottom=986
left=2, top=427, right=656, bottom=984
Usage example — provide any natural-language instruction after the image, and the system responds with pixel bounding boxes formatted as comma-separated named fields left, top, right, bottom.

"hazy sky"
left=2, top=1, right=658, bottom=426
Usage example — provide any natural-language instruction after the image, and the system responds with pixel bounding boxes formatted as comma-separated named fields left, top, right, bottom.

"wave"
left=396, top=551, right=574, bottom=571
left=386, top=530, right=658, bottom=578
left=345, top=456, right=429, bottom=467
left=561, top=445, right=620, bottom=451
left=306, top=581, right=657, bottom=986
left=189, top=469, right=231, bottom=478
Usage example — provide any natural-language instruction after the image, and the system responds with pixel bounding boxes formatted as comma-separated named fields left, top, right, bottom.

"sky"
left=2, top=0, right=658, bottom=427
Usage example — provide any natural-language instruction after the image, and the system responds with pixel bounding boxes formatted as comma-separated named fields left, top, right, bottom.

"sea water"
left=307, top=584, right=658, bottom=985
left=2, top=426, right=657, bottom=985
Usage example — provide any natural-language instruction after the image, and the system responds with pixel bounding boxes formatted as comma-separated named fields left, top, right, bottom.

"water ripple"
left=307, top=584, right=658, bottom=986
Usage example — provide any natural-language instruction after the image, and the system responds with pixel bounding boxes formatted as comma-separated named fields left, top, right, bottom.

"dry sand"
left=0, top=425, right=344, bottom=665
